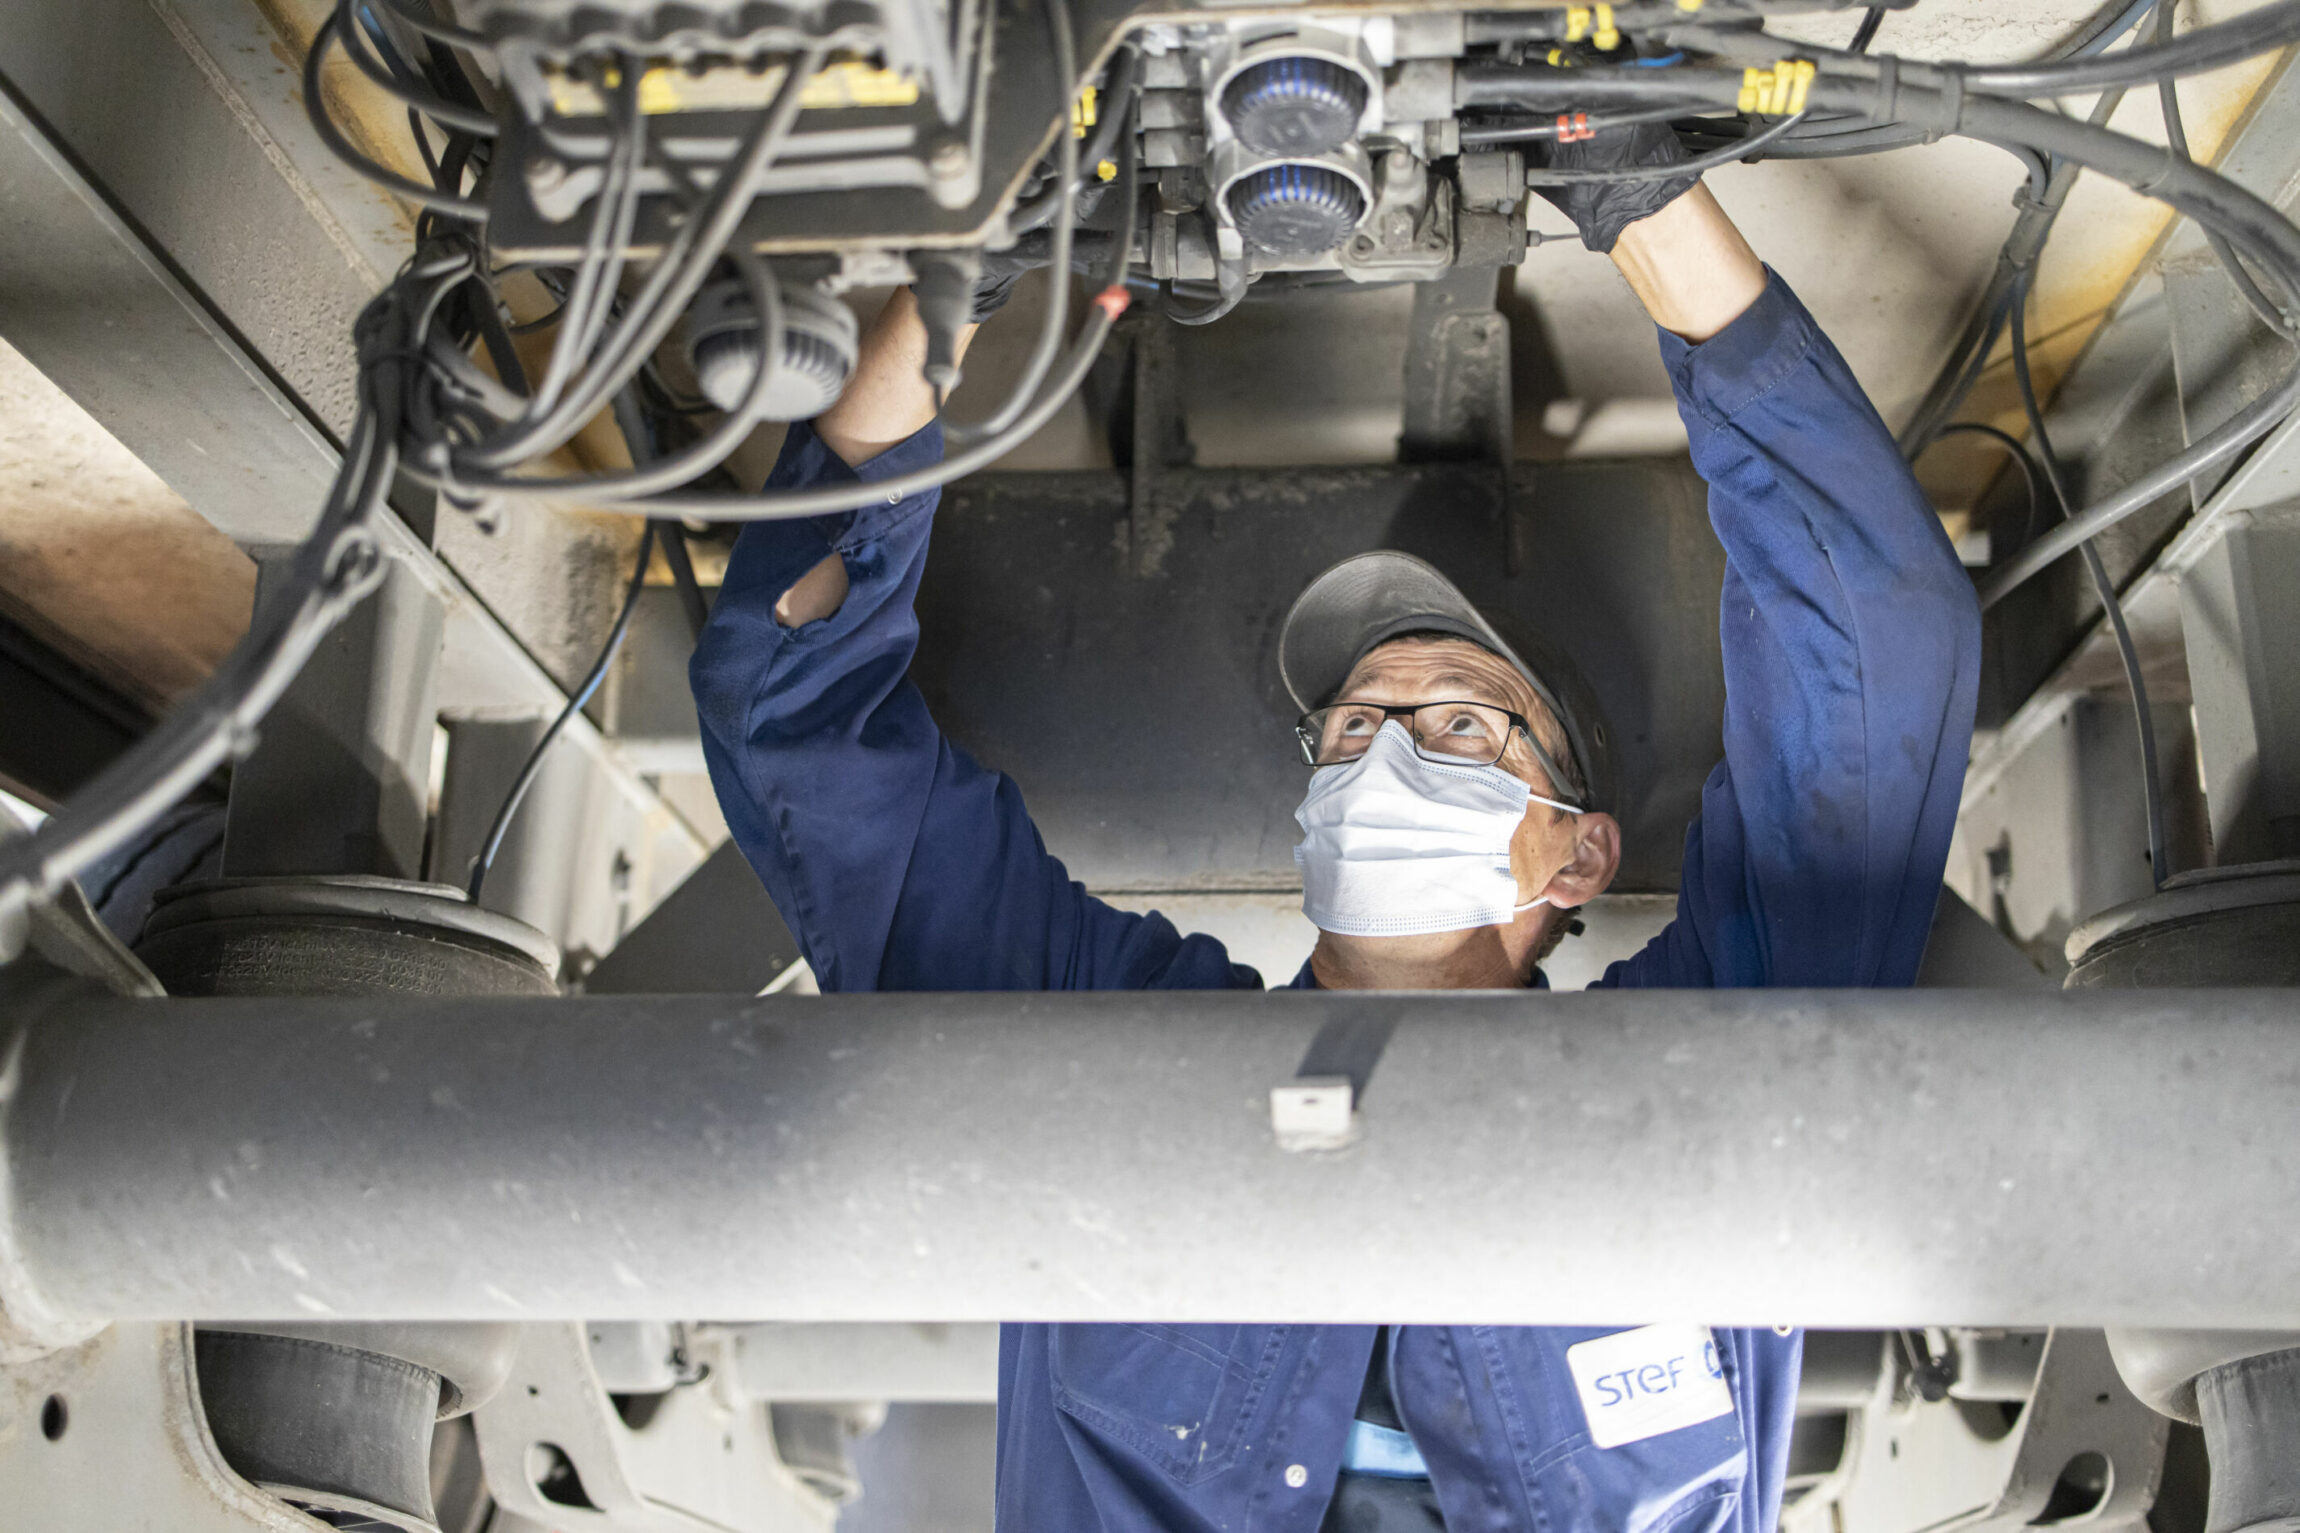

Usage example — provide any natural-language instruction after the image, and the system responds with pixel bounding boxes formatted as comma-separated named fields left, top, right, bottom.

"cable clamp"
left=1565, top=6, right=1593, bottom=42
left=1556, top=111, right=1596, bottom=142
left=1736, top=58, right=1813, bottom=117
left=1593, top=4, right=1620, bottom=50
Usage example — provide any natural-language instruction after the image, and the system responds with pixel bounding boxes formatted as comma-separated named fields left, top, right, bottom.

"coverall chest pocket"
left=1483, top=1324, right=1754, bottom=1533
left=1049, top=1323, right=1286, bottom=1485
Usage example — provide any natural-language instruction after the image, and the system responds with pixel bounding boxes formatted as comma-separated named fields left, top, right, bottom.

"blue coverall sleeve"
left=1599, top=272, right=1981, bottom=989
left=689, top=420, right=1255, bottom=994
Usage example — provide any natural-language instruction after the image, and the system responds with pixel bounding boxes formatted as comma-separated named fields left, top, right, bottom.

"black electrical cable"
left=2007, top=269, right=2171, bottom=886
left=303, top=13, right=491, bottom=221
left=450, top=248, right=790, bottom=503
left=1957, top=0, right=2300, bottom=95
left=583, top=77, right=1144, bottom=517
left=455, top=43, right=824, bottom=474
left=659, top=523, right=711, bottom=639
left=468, top=522, right=655, bottom=903
left=1460, top=59, right=2300, bottom=605
left=948, top=0, right=1087, bottom=445
left=521, top=74, right=647, bottom=422
left=33, top=0, right=2300, bottom=915
left=339, top=0, right=498, bottom=136
left=1848, top=7, right=1886, bottom=54
left=1522, top=109, right=1809, bottom=183
left=370, top=0, right=494, bottom=50
left=1167, top=261, right=1249, bottom=326
left=0, top=250, right=471, bottom=913
left=1922, top=420, right=2047, bottom=547
left=2156, top=0, right=2291, bottom=334
left=596, top=280, right=1135, bottom=518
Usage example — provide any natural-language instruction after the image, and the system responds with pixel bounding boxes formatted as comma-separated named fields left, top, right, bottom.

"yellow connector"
left=1593, top=3, right=1619, bottom=50
left=1072, top=84, right=1098, bottom=137
left=1736, top=58, right=1815, bottom=116
left=1564, top=6, right=1592, bottom=42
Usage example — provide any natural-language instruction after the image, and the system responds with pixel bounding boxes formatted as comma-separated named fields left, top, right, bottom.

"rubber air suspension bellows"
left=1227, top=163, right=1366, bottom=259
left=685, top=276, right=861, bottom=420
left=1222, top=56, right=1367, bottom=156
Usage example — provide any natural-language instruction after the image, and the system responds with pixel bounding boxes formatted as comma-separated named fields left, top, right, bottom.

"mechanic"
left=692, top=122, right=1981, bottom=1533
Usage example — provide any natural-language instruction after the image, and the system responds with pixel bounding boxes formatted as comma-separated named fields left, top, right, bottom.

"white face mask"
left=1294, top=721, right=1582, bottom=938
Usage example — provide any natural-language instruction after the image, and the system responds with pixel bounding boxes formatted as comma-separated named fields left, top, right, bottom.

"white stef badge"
left=1565, top=1323, right=1738, bottom=1449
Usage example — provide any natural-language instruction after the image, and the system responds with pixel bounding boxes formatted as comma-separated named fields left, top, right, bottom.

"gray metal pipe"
left=4, top=982, right=2299, bottom=1329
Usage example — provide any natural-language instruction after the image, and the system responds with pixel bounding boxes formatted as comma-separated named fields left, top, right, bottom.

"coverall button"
left=1285, top=1464, right=1309, bottom=1489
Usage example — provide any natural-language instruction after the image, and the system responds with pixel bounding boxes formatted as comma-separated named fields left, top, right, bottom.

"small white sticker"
left=1566, top=1324, right=1735, bottom=1449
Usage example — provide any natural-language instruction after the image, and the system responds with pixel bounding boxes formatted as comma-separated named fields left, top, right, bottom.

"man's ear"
left=1542, top=811, right=1621, bottom=908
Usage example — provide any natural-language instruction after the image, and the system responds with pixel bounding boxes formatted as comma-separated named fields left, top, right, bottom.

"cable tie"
left=1092, top=284, right=1132, bottom=321
left=1593, top=3, right=1620, bottom=50
left=1565, top=6, right=1592, bottom=43
left=1927, top=68, right=1965, bottom=144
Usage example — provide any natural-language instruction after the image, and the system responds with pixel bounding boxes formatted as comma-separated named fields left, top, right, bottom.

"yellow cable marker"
left=1096, top=159, right=1117, bottom=182
left=1675, top=0, right=1704, bottom=13
left=1547, top=45, right=1567, bottom=66
left=1072, top=84, right=1098, bottom=137
left=1593, top=4, right=1620, bottom=51
left=1565, top=6, right=1592, bottom=42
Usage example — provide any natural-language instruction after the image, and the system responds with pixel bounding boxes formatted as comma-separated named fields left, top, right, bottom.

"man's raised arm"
left=1577, top=173, right=1982, bottom=989
left=689, top=290, right=1254, bottom=994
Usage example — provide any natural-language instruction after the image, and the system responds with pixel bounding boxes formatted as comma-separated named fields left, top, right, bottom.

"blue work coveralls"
left=691, top=272, right=1982, bottom=1533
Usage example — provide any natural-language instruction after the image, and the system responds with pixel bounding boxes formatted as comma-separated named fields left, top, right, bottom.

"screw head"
left=928, top=138, right=971, bottom=179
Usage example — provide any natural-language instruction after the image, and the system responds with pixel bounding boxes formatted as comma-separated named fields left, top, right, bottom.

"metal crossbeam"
left=3, top=981, right=2296, bottom=1331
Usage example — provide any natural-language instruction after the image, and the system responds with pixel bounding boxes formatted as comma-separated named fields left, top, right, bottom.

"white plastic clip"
left=1271, top=1076, right=1357, bottom=1152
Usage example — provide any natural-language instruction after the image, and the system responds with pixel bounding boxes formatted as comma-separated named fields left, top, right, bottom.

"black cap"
left=1277, top=551, right=1612, bottom=811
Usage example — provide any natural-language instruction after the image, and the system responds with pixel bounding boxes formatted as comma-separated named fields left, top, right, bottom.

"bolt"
left=928, top=138, right=971, bottom=180
left=525, top=155, right=570, bottom=197
left=1351, top=234, right=1375, bottom=254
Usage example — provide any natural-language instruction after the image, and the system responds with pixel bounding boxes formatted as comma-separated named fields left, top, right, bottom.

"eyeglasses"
left=1294, top=702, right=1582, bottom=810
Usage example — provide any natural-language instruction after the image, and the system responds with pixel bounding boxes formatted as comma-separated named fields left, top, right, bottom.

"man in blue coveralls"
left=693, top=120, right=1980, bottom=1533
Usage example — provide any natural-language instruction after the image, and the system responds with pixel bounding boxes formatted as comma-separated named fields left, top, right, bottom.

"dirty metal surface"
left=917, top=457, right=1723, bottom=894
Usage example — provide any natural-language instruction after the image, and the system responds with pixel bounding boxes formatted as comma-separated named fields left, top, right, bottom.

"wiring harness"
left=4, top=0, right=2298, bottom=918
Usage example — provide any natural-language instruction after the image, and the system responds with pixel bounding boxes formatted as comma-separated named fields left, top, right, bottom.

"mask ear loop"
left=1511, top=723, right=1587, bottom=813
left=1512, top=736, right=1588, bottom=912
